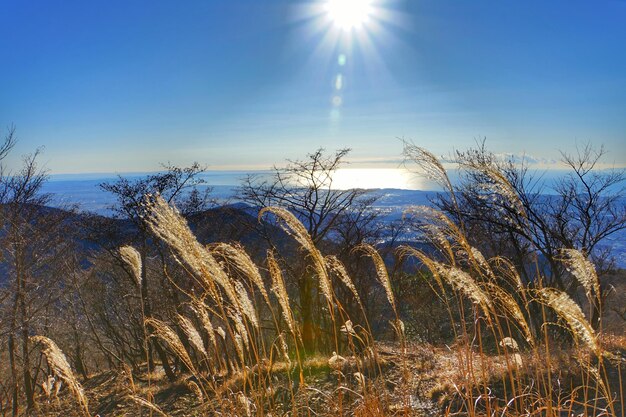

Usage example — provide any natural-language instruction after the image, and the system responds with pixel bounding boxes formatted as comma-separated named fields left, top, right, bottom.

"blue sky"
left=1, top=0, right=625, bottom=173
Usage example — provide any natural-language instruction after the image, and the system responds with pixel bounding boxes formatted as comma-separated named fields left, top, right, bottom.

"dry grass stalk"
left=189, top=298, right=218, bottom=351
left=559, top=248, right=601, bottom=303
left=177, top=314, right=208, bottom=358
left=259, top=206, right=333, bottom=307
left=267, top=250, right=296, bottom=335
left=30, top=336, right=90, bottom=417
left=402, top=143, right=455, bottom=199
left=119, top=245, right=142, bottom=286
left=128, top=394, right=168, bottom=416
left=145, top=317, right=198, bottom=375
left=538, top=288, right=600, bottom=355
left=187, top=380, right=204, bottom=403
left=235, top=281, right=259, bottom=329
left=211, top=242, right=272, bottom=307
left=355, top=244, right=396, bottom=313
left=142, top=194, right=238, bottom=308
left=325, top=255, right=364, bottom=308
left=432, top=261, right=493, bottom=317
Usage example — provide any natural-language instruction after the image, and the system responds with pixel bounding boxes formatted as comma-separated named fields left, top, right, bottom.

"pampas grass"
left=128, top=394, right=169, bottom=416
left=211, top=242, right=272, bottom=308
left=402, top=142, right=456, bottom=204
left=259, top=206, right=334, bottom=308
left=177, top=313, right=209, bottom=358
left=142, top=194, right=239, bottom=308
left=267, top=250, right=296, bottom=335
left=355, top=244, right=396, bottom=314
left=30, top=336, right=90, bottom=417
left=325, top=255, right=364, bottom=309
left=145, top=317, right=199, bottom=376
left=119, top=245, right=142, bottom=286
left=29, top=181, right=614, bottom=417
left=431, top=261, right=493, bottom=317
left=234, top=280, right=259, bottom=329
left=538, top=288, right=601, bottom=355
left=189, top=298, right=218, bottom=352
left=559, top=248, right=601, bottom=304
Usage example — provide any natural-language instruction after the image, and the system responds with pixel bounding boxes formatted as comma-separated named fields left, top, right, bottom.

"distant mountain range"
left=40, top=177, right=626, bottom=268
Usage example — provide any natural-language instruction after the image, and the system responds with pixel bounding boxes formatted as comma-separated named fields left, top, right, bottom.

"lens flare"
left=325, top=0, right=373, bottom=30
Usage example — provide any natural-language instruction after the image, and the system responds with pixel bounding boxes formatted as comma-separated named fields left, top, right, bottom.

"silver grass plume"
left=355, top=244, right=396, bottom=313
left=403, top=205, right=469, bottom=258
left=486, top=283, right=534, bottom=346
left=128, top=394, right=168, bottom=416
left=259, top=206, right=333, bottom=307
left=227, top=308, right=250, bottom=351
left=187, top=380, right=204, bottom=403
left=490, top=256, right=524, bottom=291
left=325, top=255, right=364, bottom=309
left=432, top=261, right=493, bottom=317
left=237, top=393, right=252, bottom=417
left=233, top=333, right=245, bottom=366
left=141, top=194, right=238, bottom=308
left=397, top=245, right=447, bottom=296
left=31, top=336, right=90, bottom=417
left=421, top=223, right=456, bottom=265
left=267, top=250, right=296, bottom=335
left=538, top=288, right=600, bottom=355
left=235, top=281, right=259, bottom=329
left=469, top=247, right=495, bottom=280
left=402, top=143, right=456, bottom=203
left=119, top=245, right=142, bottom=287
left=277, top=333, right=291, bottom=365
left=471, top=163, right=527, bottom=220
left=559, top=248, right=600, bottom=303
left=189, top=298, right=218, bottom=351
left=145, top=318, right=198, bottom=375
left=211, top=242, right=272, bottom=308
left=177, top=314, right=208, bottom=358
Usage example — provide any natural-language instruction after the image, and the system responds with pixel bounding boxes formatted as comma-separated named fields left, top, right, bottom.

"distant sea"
left=43, top=171, right=252, bottom=215
left=41, top=170, right=626, bottom=268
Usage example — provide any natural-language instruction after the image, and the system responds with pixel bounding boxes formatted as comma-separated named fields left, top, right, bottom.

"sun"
left=325, top=0, right=374, bottom=31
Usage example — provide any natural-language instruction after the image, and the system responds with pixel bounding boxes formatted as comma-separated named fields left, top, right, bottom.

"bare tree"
left=239, top=148, right=377, bottom=351
left=0, top=129, right=79, bottom=415
left=98, top=162, right=212, bottom=380
left=404, top=140, right=625, bottom=327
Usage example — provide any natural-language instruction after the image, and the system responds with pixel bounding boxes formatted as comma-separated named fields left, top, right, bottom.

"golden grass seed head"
left=119, top=245, right=142, bottom=287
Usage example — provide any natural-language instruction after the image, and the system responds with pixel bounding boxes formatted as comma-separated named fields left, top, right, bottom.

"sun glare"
left=291, top=0, right=402, bottom=122
left=325, top=0, right=373, bottom=30
left=332, top=168, right=424, bottom=190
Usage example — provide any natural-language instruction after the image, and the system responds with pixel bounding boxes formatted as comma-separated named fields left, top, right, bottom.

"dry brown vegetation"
left=1, top=138, right=625, bottom=416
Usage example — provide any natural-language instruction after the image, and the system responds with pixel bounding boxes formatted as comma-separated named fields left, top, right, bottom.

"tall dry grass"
left=28, top=165, right=623, bottom=416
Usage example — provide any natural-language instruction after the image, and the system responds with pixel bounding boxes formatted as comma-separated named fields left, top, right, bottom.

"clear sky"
left=1, top=0, right=625, bottom=174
